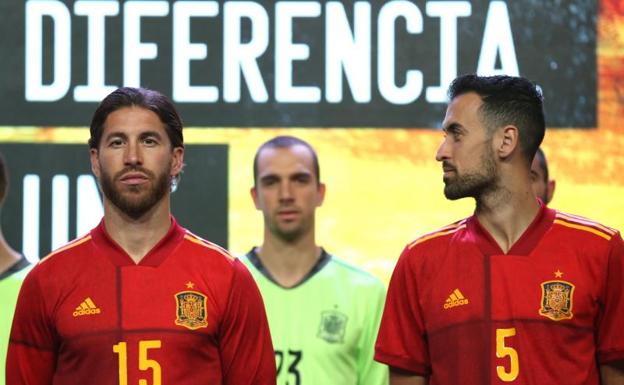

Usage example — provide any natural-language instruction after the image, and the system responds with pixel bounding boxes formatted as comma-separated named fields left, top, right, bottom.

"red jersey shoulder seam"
left=554, top=212, right=615, bottom=241
left=183, top=231, right=234, bottom=261
left=39, top=234, right=92, bottom=265
left=407, top=219, right=467, bottom=250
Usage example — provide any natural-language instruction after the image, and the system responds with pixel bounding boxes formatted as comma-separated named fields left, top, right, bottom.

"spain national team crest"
left=317, top=309, right=348, bottom=343
left=539, top=280, right=575, bottom=321
left=174, top=290, right=208, bottom=330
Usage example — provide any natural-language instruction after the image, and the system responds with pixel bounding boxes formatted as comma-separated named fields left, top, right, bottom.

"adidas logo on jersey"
left=443, top=289, right=469, bottom=309
left=73, top=297, right=101, bottom=317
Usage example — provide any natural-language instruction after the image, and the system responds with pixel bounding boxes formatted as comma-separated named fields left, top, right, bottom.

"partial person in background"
left=7, top=87, right=276, bottom=385
left=244, top=135, right=388, bottom=385
left=530, top=147, right=555, bottom=204
left=375, top=75, right=624, bottom=385
left=0, top=152, right=30, bottom=385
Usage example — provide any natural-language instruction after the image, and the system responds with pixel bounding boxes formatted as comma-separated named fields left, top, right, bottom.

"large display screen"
left=1, top=0, right=622, bottom=283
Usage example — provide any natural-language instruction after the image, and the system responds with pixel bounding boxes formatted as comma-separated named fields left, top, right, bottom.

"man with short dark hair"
left=7, top=87, right=276, bottom=385
left=375, top=75, right=624, bottom=385
left=0, top=152, right=30, bottom=385
left=244, top=135, right=388, bottom=385
left=530, top=147, right=556, bottom=204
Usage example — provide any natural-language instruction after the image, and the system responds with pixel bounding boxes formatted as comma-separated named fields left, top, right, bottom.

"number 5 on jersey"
left=113, top=340, right=162, bottom=385
left=496, top=328, right=519, bottom=382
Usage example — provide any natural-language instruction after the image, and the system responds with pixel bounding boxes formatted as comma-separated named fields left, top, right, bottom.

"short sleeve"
left=596, top=232, right=624, bottom=363
left=6, top=267, right=57, bottom=385
left=219, top=259, right=277, bottom=385
left=356, top=281, right=389, bottom=385
left=374, top=246, right=430, bottom=375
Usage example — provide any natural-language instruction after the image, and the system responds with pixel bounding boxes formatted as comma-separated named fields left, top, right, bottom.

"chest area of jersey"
left=265, top=286, right=358, bottom=346
left=54, top=264, right=219, bottom=338
left=263, top=286, right=361, bottom=384
left=420, top=246, right=600, bottom=329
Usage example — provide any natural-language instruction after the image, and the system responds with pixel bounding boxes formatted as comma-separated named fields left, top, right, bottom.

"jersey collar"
left=246, top=247, right=332, bottom=289
left=466, top=200, right=556, bottom=256
left=91, top=215, right=186, bottom=267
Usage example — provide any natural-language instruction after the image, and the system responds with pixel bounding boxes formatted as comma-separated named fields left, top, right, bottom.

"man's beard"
left=100, top=166, right=171, bottom=220
left=443, top=145, right=498, bottom=200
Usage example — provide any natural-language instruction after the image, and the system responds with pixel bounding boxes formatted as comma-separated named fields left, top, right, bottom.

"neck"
left=103, top=197, right=172, bottom=264
left=475, top=173, right=540, bottom=253
left=0, top=230, right=23, bottom=275
left=256, top=229, right=321, bottom=288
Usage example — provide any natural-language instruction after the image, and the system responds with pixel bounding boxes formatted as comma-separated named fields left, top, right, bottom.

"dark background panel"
left=0, top=143, right=228, bottom=259
left=0, top=0, right=596, bottom=127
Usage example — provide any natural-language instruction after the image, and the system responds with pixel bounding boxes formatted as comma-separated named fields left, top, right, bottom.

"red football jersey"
left=7, top=217, right=276, bottom=385
left=375, top=205, right=624, bottom=385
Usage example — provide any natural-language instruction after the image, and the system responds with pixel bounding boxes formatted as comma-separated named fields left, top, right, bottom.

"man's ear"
left=496, top=125, right=520, bottom=159
left=546, top=179, right=556, bottom=204
left=250, top=186, right=261, bottom=210
left=90, top=148, right=101, bottom=179
left=316, top=183, right=326, bottom=207
left=170, top=146, right=185, bottom=177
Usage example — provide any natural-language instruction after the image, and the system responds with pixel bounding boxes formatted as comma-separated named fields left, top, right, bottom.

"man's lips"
left=441, top=163, right=456, bottom=180
left=442, top=162, right=456, bottom=174
left=277, top=210, right=299, bottom=220
left=119, top=172, right=149, bottom=185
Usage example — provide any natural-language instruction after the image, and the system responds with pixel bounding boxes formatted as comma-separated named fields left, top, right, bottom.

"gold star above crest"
left=186, top=281, right=195, bottom=289
left=554, top=270, right=563, bottom=278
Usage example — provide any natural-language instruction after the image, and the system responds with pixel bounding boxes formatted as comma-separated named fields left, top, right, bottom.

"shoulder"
left=0, top=264, right=31, bottom=292
left=181, top=230, right=236, bottom=264
left=390, top=218, right=470, bottom=279
left=405, top=218, right=469, bottom=253
left=552, top=210, right=619, bottom=244
left=10, top=263, right=33, bottom=282
left=328, top=257, right=385, bottom=292
left=36, top=233, right=94, bottom=271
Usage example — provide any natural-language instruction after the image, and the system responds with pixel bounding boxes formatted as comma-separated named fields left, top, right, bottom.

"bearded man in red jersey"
left=375, top=75, right=624, bottom=385
left=7, top=87, right=276, bottom=385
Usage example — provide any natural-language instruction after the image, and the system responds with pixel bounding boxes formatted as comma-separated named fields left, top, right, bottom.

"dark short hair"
left=448, top=74, right=545, bottom=163
left=0, top=152, right=8, bottom=205
left=533, top=147, right=549, bottom=182
left=253, top=136, right=320, bottom=186
left=89, top=87, right=184, bottom=150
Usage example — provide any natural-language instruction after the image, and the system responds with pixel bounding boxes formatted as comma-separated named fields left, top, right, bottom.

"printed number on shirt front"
left=275, top=349, right=302, bottom=385
left=113, top=339, right=162, bottom=385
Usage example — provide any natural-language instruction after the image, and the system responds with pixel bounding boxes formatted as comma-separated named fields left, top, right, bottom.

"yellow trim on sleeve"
left=408, top=224, right=466, bottom=249
left=555, top=212, right=615, bottom=235
left=39, top=235, right=93, bottom=264
left=553, top=219, right=612, bottom=241
left=184, top=234, right=234, bottom=261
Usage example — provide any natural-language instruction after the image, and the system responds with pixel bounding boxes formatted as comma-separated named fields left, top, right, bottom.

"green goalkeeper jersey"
left=243, top=248, right=388, bottom=385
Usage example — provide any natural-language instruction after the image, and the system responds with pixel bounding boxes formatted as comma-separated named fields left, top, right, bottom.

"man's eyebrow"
left=259, top=174, right=279, bottom=181
left=103, top=131, right=127, bottom=140
left=291, top=171, right=312, bottom=178
left=442, top=122, right=462, bottom=133
left=139, top=131, right=164, bottom=139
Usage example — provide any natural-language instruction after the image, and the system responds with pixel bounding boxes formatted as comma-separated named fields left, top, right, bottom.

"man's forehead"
left=442, top=92, right=484, bottom=128
left=103, top=107, right=165, bottom=133
left=257, top=145, right=315, bottom=174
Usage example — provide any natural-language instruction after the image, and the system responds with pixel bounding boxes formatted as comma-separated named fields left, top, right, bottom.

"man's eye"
left=262, top=179, right=277, bottom=186
left=109, top=139, right=124, bottom=147
left=143, top=138, right=157, bottom=145
left=294, top=176, right=310, bottom=184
